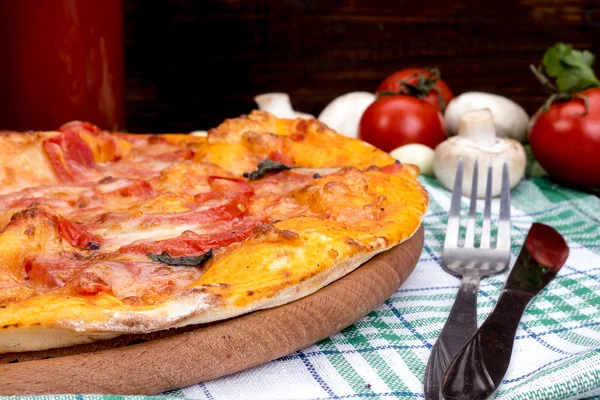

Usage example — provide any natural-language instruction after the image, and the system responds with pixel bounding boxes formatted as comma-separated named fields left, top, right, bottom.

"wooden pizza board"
left=0, top=225, right=424, bottom=396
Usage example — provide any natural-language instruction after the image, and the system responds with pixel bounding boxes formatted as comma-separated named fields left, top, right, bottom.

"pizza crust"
left=0, top=229, right=412, bottom=354
left=0, top=177, right=426, bottom=353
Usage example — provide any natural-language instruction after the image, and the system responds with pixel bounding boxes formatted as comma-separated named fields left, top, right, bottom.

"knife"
left=439, top=222, right=570, bottom=400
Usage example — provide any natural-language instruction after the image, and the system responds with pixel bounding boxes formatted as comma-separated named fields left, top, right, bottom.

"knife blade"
left=439, top=222, right=570, bottom=400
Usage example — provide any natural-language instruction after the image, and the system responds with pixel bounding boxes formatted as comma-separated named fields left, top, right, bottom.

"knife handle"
left=440, top=289, right=532, bottom=400
left=424, top=275, right=480, bottom=400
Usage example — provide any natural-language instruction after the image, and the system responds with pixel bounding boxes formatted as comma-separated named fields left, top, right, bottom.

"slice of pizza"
left=0, top=111, right=428, bottom=353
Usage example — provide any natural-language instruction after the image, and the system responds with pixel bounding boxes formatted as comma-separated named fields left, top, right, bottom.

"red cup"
left=0, top=0, right=125, bottom=131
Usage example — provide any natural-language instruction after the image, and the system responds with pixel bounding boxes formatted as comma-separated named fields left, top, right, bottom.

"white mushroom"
left=390, top=144, right=435, bottom=176
left=317, top=91, right=376, bottom=139
left=433, top=109, right=526, bottom=198
left=190, top=130, right=208, bottom=137
left=254, top=93, right=314, bottom=119
left=444, top=92, right=530, bottom=143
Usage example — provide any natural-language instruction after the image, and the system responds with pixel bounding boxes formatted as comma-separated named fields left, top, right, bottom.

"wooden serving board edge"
left=0, top=224, right=424, bottom=396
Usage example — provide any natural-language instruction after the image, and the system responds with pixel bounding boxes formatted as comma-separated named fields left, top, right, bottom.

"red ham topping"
left=42, top=131, right=97, bottom=182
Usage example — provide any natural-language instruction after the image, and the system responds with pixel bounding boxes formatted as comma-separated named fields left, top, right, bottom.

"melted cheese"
left=0, top=111, right=428, bottom=354
left=0, top=133, right=60, bottom=194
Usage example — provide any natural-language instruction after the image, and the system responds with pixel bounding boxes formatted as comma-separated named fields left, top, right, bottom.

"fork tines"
left=444, top=158, right=511, bottom=250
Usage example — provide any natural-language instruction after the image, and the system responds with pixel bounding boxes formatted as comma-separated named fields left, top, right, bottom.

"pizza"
left=0, top=110, right=428, bottom=354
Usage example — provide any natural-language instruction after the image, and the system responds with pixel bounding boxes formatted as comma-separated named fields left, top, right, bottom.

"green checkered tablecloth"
left=5, top=176, right=600, bottom=400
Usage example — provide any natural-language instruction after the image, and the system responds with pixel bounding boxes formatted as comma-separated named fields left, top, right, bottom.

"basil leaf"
left=148, top=249, right=213, bottom=267
left=243, top=159, right=293, bottom=181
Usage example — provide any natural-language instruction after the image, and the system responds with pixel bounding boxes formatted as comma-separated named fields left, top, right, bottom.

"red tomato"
left=380, top=161, right=404, bottom=175
left=358, top=96, right=446, bottom=152
left=376, top=68, right=454, bottom=112
left=528, top=87, right=600, bottom=189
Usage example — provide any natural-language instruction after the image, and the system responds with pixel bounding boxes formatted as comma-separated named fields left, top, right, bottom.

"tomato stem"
left=376, top=66, right=446, bottom=111
left=530, top=64, right=558, bottom=94
left=532, top=64, right=587, bottom=113
left=573, top=94, right=590, bottom=115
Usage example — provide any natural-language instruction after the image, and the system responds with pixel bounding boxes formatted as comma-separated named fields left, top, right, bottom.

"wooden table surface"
left=123, top=0, right=600, bottom=133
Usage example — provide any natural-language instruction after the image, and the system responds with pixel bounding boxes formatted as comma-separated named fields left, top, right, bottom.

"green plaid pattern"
left=4, top=176, right=600, bottom=400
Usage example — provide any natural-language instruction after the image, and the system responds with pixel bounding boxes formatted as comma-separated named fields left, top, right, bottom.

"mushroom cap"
left=433, top=136, right=526, bottom=198
left=254, top=92, right=314, bottom=119
left=318, top=91, right=375, bottom=138
left=444, top=92, right=530, bottom=143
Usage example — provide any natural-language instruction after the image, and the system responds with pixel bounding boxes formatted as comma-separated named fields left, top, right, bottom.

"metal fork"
left=423, top=158, right=512, bottom=400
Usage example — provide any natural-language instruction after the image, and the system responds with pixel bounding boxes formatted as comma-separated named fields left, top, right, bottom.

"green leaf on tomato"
left=543, top=43, right=600, bottom=94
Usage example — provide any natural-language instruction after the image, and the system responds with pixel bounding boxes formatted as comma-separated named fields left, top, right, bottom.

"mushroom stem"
left=433, top=107, right=527, bottom=198
left=458, top=108, right=497, bottom=147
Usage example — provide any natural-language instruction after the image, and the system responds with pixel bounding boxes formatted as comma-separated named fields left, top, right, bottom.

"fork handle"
left=424, top=275, right=480, bottom=400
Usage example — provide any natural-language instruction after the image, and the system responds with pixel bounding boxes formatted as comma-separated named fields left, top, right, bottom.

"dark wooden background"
left=123, top=0, right=600, bottom=133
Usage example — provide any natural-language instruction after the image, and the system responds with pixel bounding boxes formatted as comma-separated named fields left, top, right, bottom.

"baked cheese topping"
left=0, top=111, right=428, bottom=334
